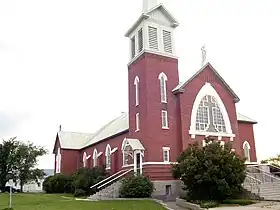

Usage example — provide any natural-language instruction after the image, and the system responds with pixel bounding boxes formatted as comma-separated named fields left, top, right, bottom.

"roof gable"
left=173, top=62, right=240, bottom=102
left=125, top=4, right=179, bottom=37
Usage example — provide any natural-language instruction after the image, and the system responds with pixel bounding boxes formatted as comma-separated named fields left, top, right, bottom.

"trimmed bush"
left=119, top=175, right=154, bottom=198
left=73, top=189, right=86, bottom=197
left=43, top=173, right=73, bottom=194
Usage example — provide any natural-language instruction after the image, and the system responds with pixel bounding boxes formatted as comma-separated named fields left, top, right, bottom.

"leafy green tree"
left=0, top=137, right=20, bottom=192
left=261, top=155, right=280, bottom=168
left=15, top=142, right=47, bottom=192
left=172, top=137, right=246, bottom=201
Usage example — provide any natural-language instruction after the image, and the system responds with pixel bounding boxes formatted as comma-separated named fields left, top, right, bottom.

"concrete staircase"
left=243, top=164, right=280, bottom=201
left=88, top=168, right=133, bottom=200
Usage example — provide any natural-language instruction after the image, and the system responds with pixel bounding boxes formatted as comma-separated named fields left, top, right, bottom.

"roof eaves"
left=125, top=14, right=149, bottom=37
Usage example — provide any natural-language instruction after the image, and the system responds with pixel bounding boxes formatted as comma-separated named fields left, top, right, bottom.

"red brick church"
left=53, top=0, right=258, bottom=196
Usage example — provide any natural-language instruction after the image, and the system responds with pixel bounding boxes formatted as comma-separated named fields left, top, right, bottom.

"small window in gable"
left=105, top=145, right=111, bottom=169
left=163, top=30, right=172, bottom=53
left=148, top=26, right=158, bottom=50
left=134, top=76, right=140, bottom=106
left=138, top=28, right=143, bottom=52
left=196, top=95, right=226, bottom=133
left=162, top=110, right=168, bottom=129
left=131, top=36, right=136, bottom=58
left=163, top=147, right=170, bottom=162
left=136, top=113, right=140, bottom=131
left=159, top=73, right=167, bottom=103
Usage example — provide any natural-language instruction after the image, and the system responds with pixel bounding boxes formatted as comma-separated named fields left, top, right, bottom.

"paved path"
left=164, top=201, right=280, bottom=210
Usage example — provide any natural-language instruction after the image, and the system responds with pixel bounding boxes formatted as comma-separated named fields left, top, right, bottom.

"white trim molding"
left=134, top=76, right=140, bottom=106
left=189, top=82, right=235, bottom=139
left=158, top=72, right=168, bottom=103
left=162, top=147, right=170, bottom=162
left=243, top=141, right=251, bottom=149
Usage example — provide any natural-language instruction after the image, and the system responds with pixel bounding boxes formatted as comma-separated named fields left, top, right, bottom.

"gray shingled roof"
left=57, top=112, right=256, bottom=150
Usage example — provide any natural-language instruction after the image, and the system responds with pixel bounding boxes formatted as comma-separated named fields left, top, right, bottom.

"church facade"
left=53, top=0, right=258, bottom=196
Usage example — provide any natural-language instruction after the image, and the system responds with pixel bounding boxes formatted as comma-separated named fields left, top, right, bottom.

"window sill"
left=105, top=166, right=111, bottom=170
left=161, top=101, right=167, bottom=104
left=162, top=127, right=169, bottom=130
left=135, top=129, right=140, bottom=132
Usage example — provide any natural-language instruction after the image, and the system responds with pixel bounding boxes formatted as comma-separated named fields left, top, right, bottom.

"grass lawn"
left=0, top=193, right=166, bottom=210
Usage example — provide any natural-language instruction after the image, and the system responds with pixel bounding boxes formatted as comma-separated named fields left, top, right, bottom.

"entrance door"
left=136, top=153, right=141, bottom=175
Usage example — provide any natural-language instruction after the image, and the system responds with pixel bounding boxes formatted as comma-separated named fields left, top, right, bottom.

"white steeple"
left=125, top=0, right=179, bottom=64
left=142, top=0, right=158, bottom=13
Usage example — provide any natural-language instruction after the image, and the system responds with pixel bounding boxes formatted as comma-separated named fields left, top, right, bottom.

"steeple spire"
left=142, top=0, right=158, bottom=13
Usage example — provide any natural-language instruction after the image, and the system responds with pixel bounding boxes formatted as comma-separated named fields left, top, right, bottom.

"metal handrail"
left=90, top=169, right=127, bottom=189
left=245, top=173, right=262, bottom=184
left=247, top=166, right=280, bottom=182
left=98, top=169, right=133, bottom=189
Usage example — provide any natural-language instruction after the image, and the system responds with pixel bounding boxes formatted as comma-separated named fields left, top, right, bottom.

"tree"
left=0, top=137, right=20, bottom=192
left=261, top=155, right=280, bottom=167
left=15, top=142, right=47, bottom=192
left=172, top=137, right=246, bottom=201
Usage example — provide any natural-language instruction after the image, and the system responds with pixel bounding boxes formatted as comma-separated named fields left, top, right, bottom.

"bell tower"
left=125, top=0, right=181, bottom=170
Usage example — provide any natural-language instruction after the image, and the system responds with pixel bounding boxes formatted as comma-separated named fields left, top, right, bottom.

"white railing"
left=243, top=173, right=261, bottom=196
left=247, top=166, right=280, bottom=183
left=98, top=169, right=133, bottom=189
left=90, top=169, right=127, bottom=189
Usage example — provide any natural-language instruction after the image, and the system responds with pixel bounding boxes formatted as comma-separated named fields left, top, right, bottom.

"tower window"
left=56, top=148, right=61, bottom=173
left=163, top=30, right=172, bottom=53
left=131, top=36, right=136, bottom=58
left=243, top=141, right=251, bottom=162
left=163, top=147, right=170, bottom=162
left=136, top=113, right=140, bottom=131
left=162, top=110, right=168, bottom=129
left=138, top=28, right=143, bottom=52
left=148, top=26, right=158, bottom=50
left=158, top=72, right=168, bottom=103
left=134, top=76, right=140, bottom=106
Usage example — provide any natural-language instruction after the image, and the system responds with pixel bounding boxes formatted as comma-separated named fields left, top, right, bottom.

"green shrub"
left=200, top=201, right=219, bottom=208
left=73, top=189, right=87, bottom=197
left=72, top=166, right=107, bottom=195
left=119, top=175, right=154, bottom=198
left=43, top=173, right=73, bottom=194
left=221, top=199, right=255, bottom=206
left=173, top=137, right=246, bottom=201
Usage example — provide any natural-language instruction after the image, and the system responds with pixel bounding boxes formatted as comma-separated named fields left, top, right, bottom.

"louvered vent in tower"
left=148, top=26, right=158, bottom=50
left=131, top=36, right=136, bottom=58
left=138, top=28, right=143, bottom=52
left=163, top=30, right=172, bottom=53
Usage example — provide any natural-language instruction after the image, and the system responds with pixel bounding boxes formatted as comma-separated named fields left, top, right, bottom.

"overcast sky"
left=0, top=0, right=279, bottom=169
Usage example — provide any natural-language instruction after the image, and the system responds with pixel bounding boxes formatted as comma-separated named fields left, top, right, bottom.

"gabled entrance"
left=121, top=138, right=145, bottom=175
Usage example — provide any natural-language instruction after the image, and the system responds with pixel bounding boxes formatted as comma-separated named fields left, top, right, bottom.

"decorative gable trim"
left=172, top=62, right=240, bottom=103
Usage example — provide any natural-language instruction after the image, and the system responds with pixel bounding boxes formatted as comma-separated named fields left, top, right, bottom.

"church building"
left=53, top=0, right=258, bottom=196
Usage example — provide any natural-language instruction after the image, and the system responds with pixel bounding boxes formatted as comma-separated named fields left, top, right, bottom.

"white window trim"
left=93, top=149, right=98, bottom=167
left=158, top=72, right=168, bottom=103
left=163, top=147, right=170, bottom=162
left=105, top=144, right=112, bottom=170
left=189, top=82, right=235, bottom=138
left=134, top=76, right=140, bottom=106
left=83, top=152, right=87, bottom=168
left=135, top=113, right=140, bottom=132
left=56, top=148, right=61, bottom=173
left=162, top=110, right=169, bottom=129
left=243, top=141, right=251, bottom=162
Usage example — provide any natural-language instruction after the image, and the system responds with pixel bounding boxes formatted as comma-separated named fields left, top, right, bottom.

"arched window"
left=243, top=141, right=251, bottom=162
left=83, top=152, right=87, bottom=167
left=134, top=76, right=140, bottom=106
left=56, top=148, right=61, bottom=173
left=105, top=144, right=111, bottom=169
left=93, top=149, right=98, bottom=167
left=196, top=95, right=226, bottom=133
left=189, top=83, right=234, bottom=139
left=158, top=72, right=168, bottom=103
